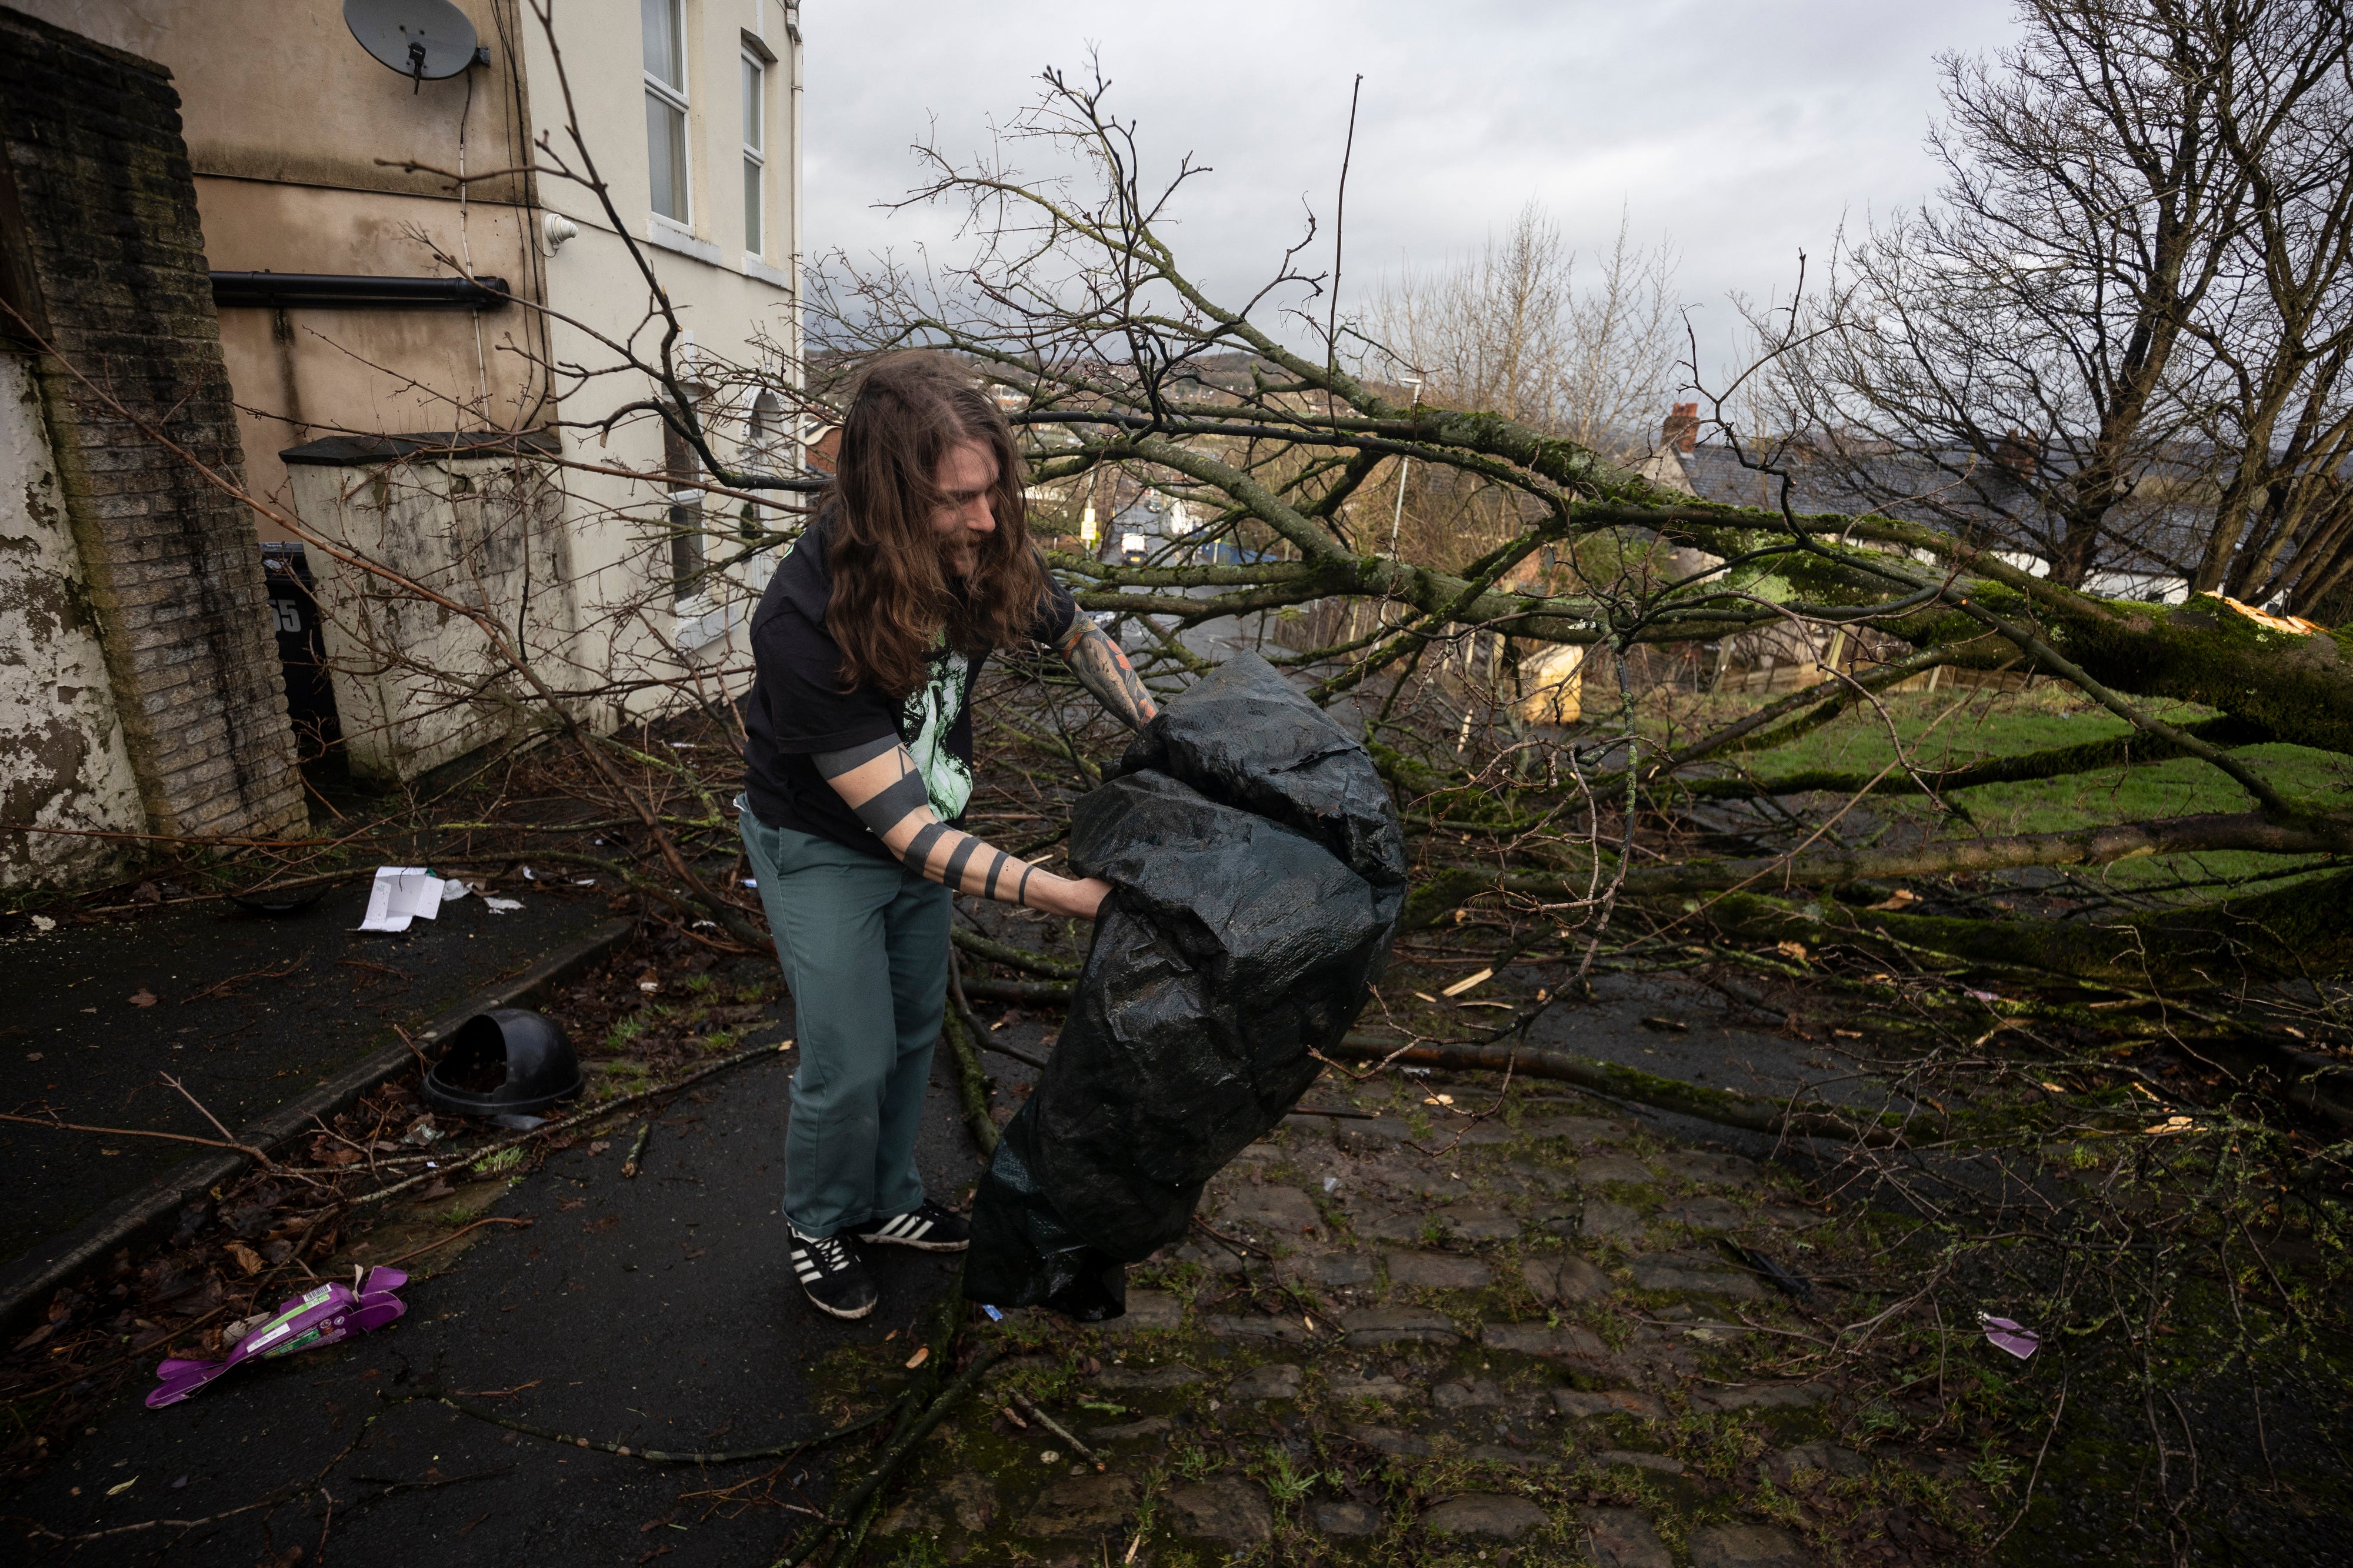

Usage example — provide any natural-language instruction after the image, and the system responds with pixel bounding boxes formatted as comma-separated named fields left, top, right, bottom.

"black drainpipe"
left=209, top=273, right=512, bottom=309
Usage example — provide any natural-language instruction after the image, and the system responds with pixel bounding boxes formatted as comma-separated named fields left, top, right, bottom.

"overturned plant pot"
left=422, top=1007, right=584, bottom=1119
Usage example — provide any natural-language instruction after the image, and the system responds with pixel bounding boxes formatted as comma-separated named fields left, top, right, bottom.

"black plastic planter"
left=422, top=1008, right=584, bottom=1119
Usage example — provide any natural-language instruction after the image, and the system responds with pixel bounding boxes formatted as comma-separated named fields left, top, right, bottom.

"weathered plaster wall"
left=288, top=445, right=575, bottom=780
left=0, top=355, right=146, bottom=888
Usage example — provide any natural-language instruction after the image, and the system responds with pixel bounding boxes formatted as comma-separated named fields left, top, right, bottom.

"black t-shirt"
left=742, top=519, right=1078, bottom=859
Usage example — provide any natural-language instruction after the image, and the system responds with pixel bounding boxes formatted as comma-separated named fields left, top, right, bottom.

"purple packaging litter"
left=146, top=1267, right=409, bottom=1409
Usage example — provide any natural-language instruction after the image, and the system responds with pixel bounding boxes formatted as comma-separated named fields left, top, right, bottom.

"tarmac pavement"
left=9, top=988, right=992, bottom=1568
left=0, top=883, right=606, bottom=1271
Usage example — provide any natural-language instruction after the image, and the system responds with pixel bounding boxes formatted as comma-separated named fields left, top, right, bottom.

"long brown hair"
left=823, top=351, right=1047, bottom=697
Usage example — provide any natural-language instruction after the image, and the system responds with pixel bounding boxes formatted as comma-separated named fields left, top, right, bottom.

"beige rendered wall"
left=521, top=0, right=802, bottom=721
left=14, top=0, right=548, bottom=528
left=24, top=0, right=802, bottom=769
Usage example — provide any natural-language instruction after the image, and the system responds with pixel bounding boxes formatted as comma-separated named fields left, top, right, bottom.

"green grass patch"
left=1663, top=689, right=2353, bottom=889
left=469, top=1147, right=523, bottom=1178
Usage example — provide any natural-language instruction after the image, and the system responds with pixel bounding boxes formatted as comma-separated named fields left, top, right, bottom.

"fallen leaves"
left=223, top=1242, right=264, bottom=1277
left=904, top=1346, right=929, bottom=1370
left=1774, top=940, right=1809, bottom=964
left=128, top=989, right=158, bottom=1008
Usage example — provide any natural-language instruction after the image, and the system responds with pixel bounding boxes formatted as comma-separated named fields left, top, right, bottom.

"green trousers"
left=739, top=802, right=949, bottom=1239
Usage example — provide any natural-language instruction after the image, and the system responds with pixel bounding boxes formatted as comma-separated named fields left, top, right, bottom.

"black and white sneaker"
left=855, top=1201, right=971, bottom=1253
left=789, top=1227, right=878, bottom=1319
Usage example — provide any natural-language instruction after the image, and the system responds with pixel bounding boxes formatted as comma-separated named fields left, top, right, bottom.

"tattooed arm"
left=815, top=734, right=1111, bottom=918
left=1054, top=618, right=1158, bottom=732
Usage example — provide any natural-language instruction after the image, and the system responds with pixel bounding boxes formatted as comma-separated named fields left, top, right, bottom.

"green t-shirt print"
left=899, top=643, right=974, bottom=822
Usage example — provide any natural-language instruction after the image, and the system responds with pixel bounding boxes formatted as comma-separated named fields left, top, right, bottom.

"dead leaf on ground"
left=129, top=988, right=158, bottom=1007
left=1774, top=940, right=1809, bottom=963
left=1866, top=889, right=1919, bottom=912
left=223, top=1242, right=264, bottom=1276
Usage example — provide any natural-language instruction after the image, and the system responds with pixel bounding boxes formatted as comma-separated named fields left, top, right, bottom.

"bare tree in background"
left=1353, top=203, right=1679, bottom=568
left=2182, top=4, right=2353, bottom=608
left=1764, top=0, right=2352, bottom=593
left=1361, top=202, right=1679, bottom=461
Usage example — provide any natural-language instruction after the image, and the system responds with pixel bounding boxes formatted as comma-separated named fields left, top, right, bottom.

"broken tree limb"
left=771, top=1288, right=996, bottom=1568
left=1322, top=1033, right=1909, bottom=1145
left=961, top=976, right=1076, bottom=1006
left=1618, top=811, right=2351, bottom=898
left=951, top=926, right=1082, bottom=979
left=944, top=960, right=1002, bottom=1156
left=1672, top=713, right=2269, bottom=802
left=931, top=982, right=1904, bottom=1143
left=1693, top=870, right=2353, bottom=987
left=1395, top=810, right=2347, bottom=928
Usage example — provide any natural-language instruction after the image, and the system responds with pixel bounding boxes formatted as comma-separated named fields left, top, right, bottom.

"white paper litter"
left=355, top=867, right=447, bottom=932
left=741, top=879, right=757, bottom=889
left=521, top=866, right=536, bottom=880
left=482, top=896, right=525, bottom=913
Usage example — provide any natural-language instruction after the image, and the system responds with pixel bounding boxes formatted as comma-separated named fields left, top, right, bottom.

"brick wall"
left=0, top=5, right=302, bottom=848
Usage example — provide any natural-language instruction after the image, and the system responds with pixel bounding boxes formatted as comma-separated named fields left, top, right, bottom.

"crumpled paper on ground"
left=355, top=868, right=447, bottom=932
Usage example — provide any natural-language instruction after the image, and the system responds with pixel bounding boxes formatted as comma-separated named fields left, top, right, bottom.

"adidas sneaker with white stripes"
left=788, top=1227, right=878, bottom=1319
left=854, top=1200, right=971, bottom=1253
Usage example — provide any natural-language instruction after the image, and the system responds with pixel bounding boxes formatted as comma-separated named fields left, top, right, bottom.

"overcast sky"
left=801, top=0, right=2025, bottom=391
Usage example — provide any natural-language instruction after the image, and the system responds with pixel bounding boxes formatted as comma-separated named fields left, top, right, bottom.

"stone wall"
left=0, top=5, right=302, bottom=876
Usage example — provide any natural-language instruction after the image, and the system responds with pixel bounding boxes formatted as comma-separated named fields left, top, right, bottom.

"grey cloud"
left=802, top=0, right=2020, bottom=386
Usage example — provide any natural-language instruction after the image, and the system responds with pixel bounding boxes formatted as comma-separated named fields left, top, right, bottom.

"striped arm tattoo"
left=1055, top=619, right=1158, bottom=732
left=814, top=735, right=1039, bottom=907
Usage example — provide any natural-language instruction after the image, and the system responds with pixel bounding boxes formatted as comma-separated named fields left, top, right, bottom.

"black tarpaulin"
left=963, top=655, right=1407, bottom=1319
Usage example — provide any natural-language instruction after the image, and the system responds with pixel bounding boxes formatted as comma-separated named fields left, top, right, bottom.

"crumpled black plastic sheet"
left=964, top=654, right=1407, bottom=1319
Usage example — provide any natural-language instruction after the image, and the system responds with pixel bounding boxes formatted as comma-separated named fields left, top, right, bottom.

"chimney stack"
left=1662, top=401, right=1700, bottom=453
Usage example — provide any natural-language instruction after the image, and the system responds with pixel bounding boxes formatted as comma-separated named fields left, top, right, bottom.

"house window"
left=741, top=51, right=765, bottom=254
left=662, top=413, right=705, bottom=602
left=643, top=0, right=689, bottom=224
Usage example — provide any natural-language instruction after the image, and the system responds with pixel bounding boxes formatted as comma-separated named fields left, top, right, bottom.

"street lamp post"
left=1387, top=372, right=1424, bottom=558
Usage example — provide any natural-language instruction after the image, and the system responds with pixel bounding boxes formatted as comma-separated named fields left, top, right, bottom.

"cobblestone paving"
left=851, top=1083, right=1985, bottom=1566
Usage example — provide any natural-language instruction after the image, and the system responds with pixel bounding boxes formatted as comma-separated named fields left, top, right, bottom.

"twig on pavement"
left=1011, top=1392, right=1104, bottom=1470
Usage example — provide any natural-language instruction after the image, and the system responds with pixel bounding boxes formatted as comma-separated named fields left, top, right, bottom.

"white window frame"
left=741, top=49, right=766, bottom=257
left=644, top=0, right=691, bottom=228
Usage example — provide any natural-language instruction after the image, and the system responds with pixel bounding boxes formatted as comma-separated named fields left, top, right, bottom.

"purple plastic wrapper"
left=146, top=1267, right=409, bottom=1409
left=1980, top=1314, right=2041, bottom=1360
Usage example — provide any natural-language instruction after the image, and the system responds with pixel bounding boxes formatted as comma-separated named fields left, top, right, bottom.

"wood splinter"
left=620, top=1120, right=652, bottom=1178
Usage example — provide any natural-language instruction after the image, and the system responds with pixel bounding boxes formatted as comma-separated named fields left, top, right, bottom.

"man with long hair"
left=739, top=351, right=1157, bottom=1319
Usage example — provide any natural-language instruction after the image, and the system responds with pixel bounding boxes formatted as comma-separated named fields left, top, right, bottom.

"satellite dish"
left=345, top=0, right=479, bottom=91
